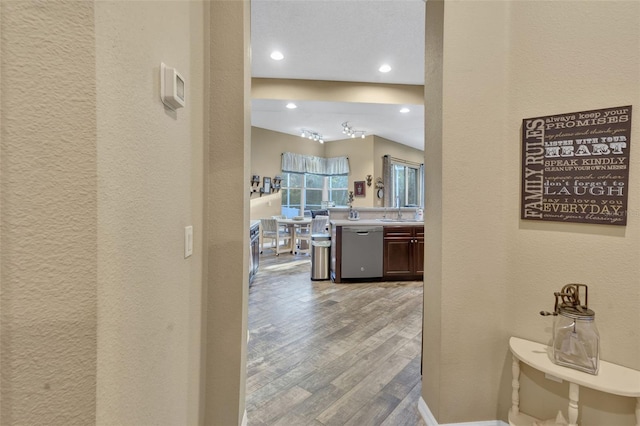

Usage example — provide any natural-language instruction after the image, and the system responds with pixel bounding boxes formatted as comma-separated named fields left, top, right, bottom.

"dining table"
left=276, top=217, right=312, bottom=254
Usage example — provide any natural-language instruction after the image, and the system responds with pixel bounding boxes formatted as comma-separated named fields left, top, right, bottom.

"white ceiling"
left=250, top=0, right=426, bottom=150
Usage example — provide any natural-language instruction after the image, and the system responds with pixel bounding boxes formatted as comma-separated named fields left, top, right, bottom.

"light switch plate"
left=184, top=226, right=193, bottom=258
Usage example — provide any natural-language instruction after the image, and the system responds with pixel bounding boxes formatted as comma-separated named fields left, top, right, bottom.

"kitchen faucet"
left=396, top=197, right=402, bottom=220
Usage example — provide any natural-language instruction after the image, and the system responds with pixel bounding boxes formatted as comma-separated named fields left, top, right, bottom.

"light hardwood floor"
left=247, top=253, right=426, bottom=426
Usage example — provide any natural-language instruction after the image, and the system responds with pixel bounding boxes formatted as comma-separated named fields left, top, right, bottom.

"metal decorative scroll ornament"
left=521, top=106, right=632, bottom=225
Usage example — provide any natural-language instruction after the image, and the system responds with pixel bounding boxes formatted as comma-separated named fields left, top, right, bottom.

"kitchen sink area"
left=327, top=207, right=424, bottom=283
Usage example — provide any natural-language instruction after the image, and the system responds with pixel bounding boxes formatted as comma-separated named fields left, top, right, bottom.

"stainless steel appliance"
left=311, top=234, right=331, bottom=280
left=341, top=226, right=383, bottom=279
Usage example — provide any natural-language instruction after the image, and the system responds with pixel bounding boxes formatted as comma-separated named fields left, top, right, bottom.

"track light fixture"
left=300, top=129, right=324, bottom=144
left=341, top=121, right=366, bottom=139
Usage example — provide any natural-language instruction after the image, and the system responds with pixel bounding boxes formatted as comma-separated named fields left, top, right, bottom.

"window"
left=281, top=173, right=303, bottom=214
left=393, top=163, right=421, bottom=206
left=384, top=156, right=424, bottom=207
left=281, top=173, right=349, bottom=215
left=305, top=174, right=324, bottom=210
left=328, top=175, right=348, bottom=206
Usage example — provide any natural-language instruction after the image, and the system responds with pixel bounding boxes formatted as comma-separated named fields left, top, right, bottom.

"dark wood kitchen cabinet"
left=383, top=225, right=424, bottom=280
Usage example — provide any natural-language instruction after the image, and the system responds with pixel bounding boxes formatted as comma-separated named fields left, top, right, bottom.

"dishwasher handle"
left=344, top=226, right=383, bottom=235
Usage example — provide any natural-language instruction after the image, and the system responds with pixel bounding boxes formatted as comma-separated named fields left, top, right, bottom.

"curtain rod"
left=384, top=155, right=423, bottom=167
left=281, top=152, right=349, bottom=159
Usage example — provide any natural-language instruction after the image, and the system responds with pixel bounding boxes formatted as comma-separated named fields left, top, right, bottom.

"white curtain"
left=325, top=156, right=350, bottom=176
left=305, top=155, right=326, bottom=175
left=281, top=152, right=306, bottom=174
left=281, top=152, right=349, bottom=176
left=383, top=155, right=393, bottom=207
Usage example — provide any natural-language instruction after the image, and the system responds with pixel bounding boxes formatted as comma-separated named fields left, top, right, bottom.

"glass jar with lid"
left=541, top=284, right=600, bottom=375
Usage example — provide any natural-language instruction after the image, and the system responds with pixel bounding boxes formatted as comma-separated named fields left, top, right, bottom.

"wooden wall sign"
left=521, top=106, right=632, bottom=226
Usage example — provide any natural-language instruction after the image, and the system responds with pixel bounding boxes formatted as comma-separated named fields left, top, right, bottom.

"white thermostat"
left=161, top=62, right=185, bottom=110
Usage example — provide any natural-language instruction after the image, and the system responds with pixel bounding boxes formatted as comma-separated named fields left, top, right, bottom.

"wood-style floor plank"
left=247, top=254, right=425, bottom=425
left=381, top=381, right=426, bottom=426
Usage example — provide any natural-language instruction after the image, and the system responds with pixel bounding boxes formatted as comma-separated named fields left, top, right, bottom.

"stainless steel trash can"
left=311, top=234, right=331, bottom=280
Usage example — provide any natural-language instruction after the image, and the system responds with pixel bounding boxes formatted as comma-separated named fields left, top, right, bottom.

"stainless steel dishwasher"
left=341, top=226, right=383, bottom=278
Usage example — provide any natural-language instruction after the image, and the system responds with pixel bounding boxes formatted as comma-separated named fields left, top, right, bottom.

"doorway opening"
left=246, top=1, right=427, bottom=423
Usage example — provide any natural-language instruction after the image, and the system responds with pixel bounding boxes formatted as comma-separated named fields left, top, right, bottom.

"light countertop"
left=330, top=219, right=424, bottom=226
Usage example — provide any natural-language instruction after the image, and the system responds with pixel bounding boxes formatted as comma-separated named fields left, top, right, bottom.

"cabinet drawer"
left=383, top=226, right=414, bottom=238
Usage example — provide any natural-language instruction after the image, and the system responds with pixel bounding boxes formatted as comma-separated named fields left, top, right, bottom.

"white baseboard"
left=418, top=397, right=508, bottom=426
left=418, top=396, right=439, bottom=426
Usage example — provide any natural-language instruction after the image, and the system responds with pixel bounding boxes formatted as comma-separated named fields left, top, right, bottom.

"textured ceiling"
left=250, top=0, right=426, bottom=149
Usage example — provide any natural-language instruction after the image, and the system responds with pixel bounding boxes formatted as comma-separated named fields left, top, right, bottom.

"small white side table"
left=509, top=337, right=640, bottom=426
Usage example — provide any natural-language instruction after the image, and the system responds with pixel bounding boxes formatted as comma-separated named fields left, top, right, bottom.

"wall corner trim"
left=418, top=397, right=509, bottom=426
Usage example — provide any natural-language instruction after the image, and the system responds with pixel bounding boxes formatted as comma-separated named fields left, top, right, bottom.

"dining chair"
left=311, top=215, right=329, bottom=234
left=271, top=215, right=293, bottom=242
left=260, top=218, right=291, bottom=255
left=295, top=216, right=328, bottom=255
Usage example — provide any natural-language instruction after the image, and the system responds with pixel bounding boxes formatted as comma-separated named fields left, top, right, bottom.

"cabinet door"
left=383, top=226, right=424, bottom=279
left=383, top=238, right=412, bottom=276
left=413, top=237, right=424, bottom=275
left=412, top=227, right=424, bottom=275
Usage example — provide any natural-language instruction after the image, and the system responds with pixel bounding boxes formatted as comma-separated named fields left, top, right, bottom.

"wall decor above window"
left=260, top=177, right=271, bottom=196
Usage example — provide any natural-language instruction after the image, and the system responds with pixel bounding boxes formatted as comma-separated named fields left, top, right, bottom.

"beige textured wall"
left=423, top=1, right=640, bottom=424
left=250, top=127, right=325, bottom=220
left=324, top=135, right=375, bottom=209
left=251, top=71, right=424, bottom=217
left=95, top=1, right=204, bottom=425
left=504, top=2, right=640, bottom=424
left=423, top=0, right=444, bottom=418
left=426, top=1, right=511, bottom=422
left=0, top=1, right=97, bottom=424
left=252, top=78, right=423, bottom=105
left=250, top=128, right=422, bottom=217
left=204, top=1, right=250, bottom=425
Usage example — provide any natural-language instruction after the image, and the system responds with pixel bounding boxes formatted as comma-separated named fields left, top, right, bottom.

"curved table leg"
left=568, top=382, right=579, bottom=426
left=511, top=355, right=520, bottom=417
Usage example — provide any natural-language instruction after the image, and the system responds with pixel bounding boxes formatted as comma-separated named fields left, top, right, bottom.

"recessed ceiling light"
left=286, top=103, right=297, bottom=109
left=400, top=107, right=410, bottom=113
left=378, top=64, right=392, bottom=73
left=270, top=51, right=284, bottom=61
